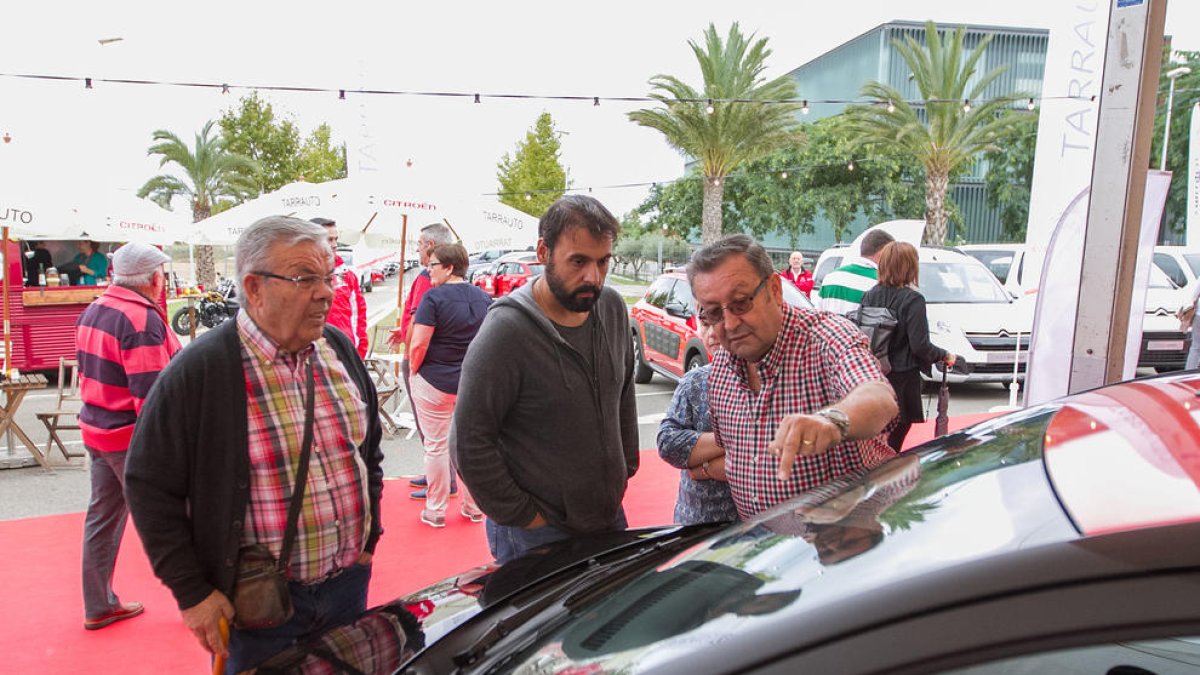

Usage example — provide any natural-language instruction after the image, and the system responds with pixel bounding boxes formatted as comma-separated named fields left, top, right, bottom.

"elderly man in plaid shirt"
left=126, top=216, right=384, bottom=673
left=688, top=234, right=899, bottom=520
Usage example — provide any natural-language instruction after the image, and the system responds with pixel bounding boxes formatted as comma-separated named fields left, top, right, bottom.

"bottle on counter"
left=38, top=264, right=47, bottom=287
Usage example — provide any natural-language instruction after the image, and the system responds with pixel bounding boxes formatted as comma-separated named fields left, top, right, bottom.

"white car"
left=961, top=243, right=1193, bottom=372
left=918, top=248, right=1033, bottom=383
left=1153, top=245, right=1200, bottom=289
left=814, top=245, right=1032, bottom=384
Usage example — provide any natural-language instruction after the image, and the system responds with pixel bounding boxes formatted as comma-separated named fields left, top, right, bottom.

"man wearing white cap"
left=76, top=242, right=181, bottom=630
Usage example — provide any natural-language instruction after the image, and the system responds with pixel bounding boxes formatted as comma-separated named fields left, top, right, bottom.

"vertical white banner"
left=1121, top=171, right=1173, bottom=380
left=1024, top=2, right=1111, bottom=278
left=1189, top=102, right=1200, bottom=246
left=1021, top=1, right=1111, bottom=405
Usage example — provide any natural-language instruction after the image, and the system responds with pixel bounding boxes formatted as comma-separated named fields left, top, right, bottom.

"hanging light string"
left=0, top=71, right=1096, bottom=108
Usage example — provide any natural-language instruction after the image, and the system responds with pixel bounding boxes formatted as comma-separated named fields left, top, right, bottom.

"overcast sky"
left=2, top=1, right=1197, bottom=218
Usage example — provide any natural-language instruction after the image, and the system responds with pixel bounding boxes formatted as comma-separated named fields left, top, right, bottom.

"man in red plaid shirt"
left=126, top=217, right=384, bottom=673
left=688, top=234, right=899, bottom=519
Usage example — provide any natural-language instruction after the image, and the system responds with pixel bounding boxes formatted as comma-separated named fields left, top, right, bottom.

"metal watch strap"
left=817, top=408, right=850, bottom=441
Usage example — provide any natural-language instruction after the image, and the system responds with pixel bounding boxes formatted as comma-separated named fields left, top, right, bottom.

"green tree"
left=1149, top=50, right=1200, bottom=237
left=628, top=22, right=803, bottom=244
left=497, top=112, right=568, bottom=217
left=297, top=123, right=348, bottom=183
left=983, top=110, right=1038, bottom=240
left=845, top=21, right=1026, bottom=245
left=218, top=93, right=301, bottom=193
left=137, top=120, right=259, bottom=286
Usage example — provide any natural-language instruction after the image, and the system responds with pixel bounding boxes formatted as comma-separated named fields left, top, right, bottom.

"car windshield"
left=1148, top=266, right=1176, bottom=289
left=919, top=261, right=1011, bottom=303
left=1185, top=253, right=1200, bottom=278
left=963, top=250, right=1014, bottom=285
left=527, top=264, right=545, bottom=275
left=484, top=406, right=1072, bottom=674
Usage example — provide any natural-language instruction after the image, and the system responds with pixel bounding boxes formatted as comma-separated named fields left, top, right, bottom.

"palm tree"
left=845, top=21, right=1026, bottom=245
left=629, top=23, right=803, bottom=244
left=138, top=120, right=259, bottom=287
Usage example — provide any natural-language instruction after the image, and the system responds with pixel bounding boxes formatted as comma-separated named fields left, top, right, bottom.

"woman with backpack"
left=861, top=242, right=956, bottom=451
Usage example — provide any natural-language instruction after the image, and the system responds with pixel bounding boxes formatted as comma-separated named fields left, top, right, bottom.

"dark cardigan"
left=125, top=320, right=383, bottom=610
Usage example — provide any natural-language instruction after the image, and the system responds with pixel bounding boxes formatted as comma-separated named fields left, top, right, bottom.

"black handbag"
left=232, top=359, right=316, bottom=631
left=847, top=306, right=898, bottom=376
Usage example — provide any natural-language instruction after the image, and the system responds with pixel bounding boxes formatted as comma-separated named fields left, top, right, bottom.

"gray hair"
left=113, top=270, right=156, bottom=288
left=235, top=216, right=331, bottom=295
left=419, top=222, right=454, bottom=245
left=687, top=234, right=774, bottom=286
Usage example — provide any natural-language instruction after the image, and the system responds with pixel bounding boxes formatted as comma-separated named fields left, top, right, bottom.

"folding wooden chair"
left=364, top=325, right=404, bottom=436
left=36, top=357, right=85, bottom=461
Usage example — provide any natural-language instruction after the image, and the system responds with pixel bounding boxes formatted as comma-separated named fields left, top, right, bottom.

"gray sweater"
left=451, top=282, right=639, bottom=533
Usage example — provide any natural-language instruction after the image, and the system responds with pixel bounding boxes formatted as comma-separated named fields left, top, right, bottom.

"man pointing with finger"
left=688, top=234, right=898, bottom=519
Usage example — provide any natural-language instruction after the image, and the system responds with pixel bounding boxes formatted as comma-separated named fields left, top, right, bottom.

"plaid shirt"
left=709, top=303, right=895, bottom=519
left=237, top=312, right=370, bottom=582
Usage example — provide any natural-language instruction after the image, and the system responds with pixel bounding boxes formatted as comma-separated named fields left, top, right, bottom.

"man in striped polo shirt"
left=816, top=230, right=895, bottom=315
left=76, top=242, right=181, bottom=630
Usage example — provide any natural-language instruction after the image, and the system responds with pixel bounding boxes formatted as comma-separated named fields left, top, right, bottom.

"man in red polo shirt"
left=76, top=242, right=181, bottom=630
left=312, top=217, right=368, bottom=358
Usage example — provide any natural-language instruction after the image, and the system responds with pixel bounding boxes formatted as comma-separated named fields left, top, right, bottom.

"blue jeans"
left=225, top=561, right=372, bottom=674
left=485, top=509, right=628, bottom=565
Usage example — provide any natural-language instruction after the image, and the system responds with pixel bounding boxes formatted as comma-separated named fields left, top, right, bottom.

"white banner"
left=1189, top=102, right=1200, bottom=246
left=1023, top=2, right=1111, bottom=284
left=1025, top=171, right=1172, bottom=406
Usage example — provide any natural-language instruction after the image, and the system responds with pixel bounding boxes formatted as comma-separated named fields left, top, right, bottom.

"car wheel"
left=362, top=275, right=373, bottom=293
left=685, top=350, right=707, bottom=374
left=631, top=329, right=654, bottom=384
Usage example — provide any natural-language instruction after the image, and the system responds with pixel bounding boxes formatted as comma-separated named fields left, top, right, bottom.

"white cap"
left=112, top=242, right=170, bottom=276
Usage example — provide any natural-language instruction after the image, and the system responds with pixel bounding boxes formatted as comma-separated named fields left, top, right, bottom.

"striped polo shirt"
left=817, top=258, right=879, bottom=315
left=76, top=285, right=181, bottom=452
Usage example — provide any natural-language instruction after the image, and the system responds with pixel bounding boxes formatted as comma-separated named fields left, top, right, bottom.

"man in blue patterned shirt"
left=656, top=325, right=738, bottom=525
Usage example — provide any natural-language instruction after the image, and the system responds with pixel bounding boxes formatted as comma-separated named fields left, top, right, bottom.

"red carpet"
left=0, top=415, right=994, bottom=674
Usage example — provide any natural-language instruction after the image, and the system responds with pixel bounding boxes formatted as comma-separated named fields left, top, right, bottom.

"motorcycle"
left=171, top=278, right=239, bottom=335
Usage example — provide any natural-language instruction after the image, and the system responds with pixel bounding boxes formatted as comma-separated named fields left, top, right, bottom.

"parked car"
left=961, top=243, right=1193, bottom=373
left=630, top=270, right=813, bottom=384
left=815, top=246, right=1032, bottom=384
left=260, top=371, right=1200, bottom=675
left=1153, top=244, right=1200, bottom=289
left=473, top=252, right=541, bottom=298
left=467, top=247, right=534, bottom=283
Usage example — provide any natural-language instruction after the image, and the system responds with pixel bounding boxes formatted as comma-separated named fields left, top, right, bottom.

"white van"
left=960, top=243, right=1192, bottom=372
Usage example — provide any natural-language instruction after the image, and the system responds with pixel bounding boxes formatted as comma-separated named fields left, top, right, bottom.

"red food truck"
left=3, top=238, right=169, bottom=374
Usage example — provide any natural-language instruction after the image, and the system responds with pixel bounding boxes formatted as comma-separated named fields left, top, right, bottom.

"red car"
left=475, top=255, right=543, bottom=298
left=630, top=271, right=814, bottom=383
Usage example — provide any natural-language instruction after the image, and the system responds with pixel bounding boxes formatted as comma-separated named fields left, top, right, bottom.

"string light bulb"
left=2, top=132, right=11, bottom=144
left=221, top=84, right=230, bottom=95
left=801, top=100, right=810, bottom=115
left=706, top=99, right=715, bottom=114
left=338, top=89, right=346, bottom=100
left=962, top=98, right=971, bottom=113
left=847, top=160, right=855, bottom=171
left=524, top=192, right=532, bottom=201
left=593, top=96, right=600, bottom=106
left=712, top=177, right=721, bottom=187
left=85, top=77, right=93, bottom=89
left=780, top=170, right=788, bottom=179
left=1026, top=97, right=1036, bottom=111
left=474, top=93, right=480, bottom=103
left=886, top=99, right=895, bottom=113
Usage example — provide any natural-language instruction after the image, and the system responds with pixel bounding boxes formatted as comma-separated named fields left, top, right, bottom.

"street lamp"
left=1160, top=66, right=1191, bottom=171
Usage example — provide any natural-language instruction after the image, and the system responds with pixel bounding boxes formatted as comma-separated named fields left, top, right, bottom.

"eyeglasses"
left=697, top=276, right=770, bottom=326
left=428, top=261, right=445, bottom=269
left=252, top=271, right=336, bottom=291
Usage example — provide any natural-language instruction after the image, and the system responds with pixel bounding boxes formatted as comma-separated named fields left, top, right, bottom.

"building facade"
left=753, top=21, right=1048, bottom=254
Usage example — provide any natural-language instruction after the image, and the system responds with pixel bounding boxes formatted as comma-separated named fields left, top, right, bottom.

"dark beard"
left=544, top=258, right=602, bottom=313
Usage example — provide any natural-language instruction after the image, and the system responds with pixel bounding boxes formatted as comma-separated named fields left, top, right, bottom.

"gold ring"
left=802, top=439, right=814, bottom=445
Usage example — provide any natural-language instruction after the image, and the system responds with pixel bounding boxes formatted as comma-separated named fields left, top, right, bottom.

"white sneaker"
left=419, top=509, right=445, bottom=528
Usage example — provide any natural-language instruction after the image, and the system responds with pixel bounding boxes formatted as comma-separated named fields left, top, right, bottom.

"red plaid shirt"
left=710, top=303, right=895, bottom=519
left=237, top=312, right=370, bottom=582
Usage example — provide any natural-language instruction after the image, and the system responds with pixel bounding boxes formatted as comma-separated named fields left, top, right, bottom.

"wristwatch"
left=816, top=408, right=850, bottom=442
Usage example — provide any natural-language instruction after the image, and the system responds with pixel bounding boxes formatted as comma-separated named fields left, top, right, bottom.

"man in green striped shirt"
left=816, top=230, right=895, bottom=315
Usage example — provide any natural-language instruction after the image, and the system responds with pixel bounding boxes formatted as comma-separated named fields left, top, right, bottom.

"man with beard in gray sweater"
left=452, top=195, right=639, bottom=563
